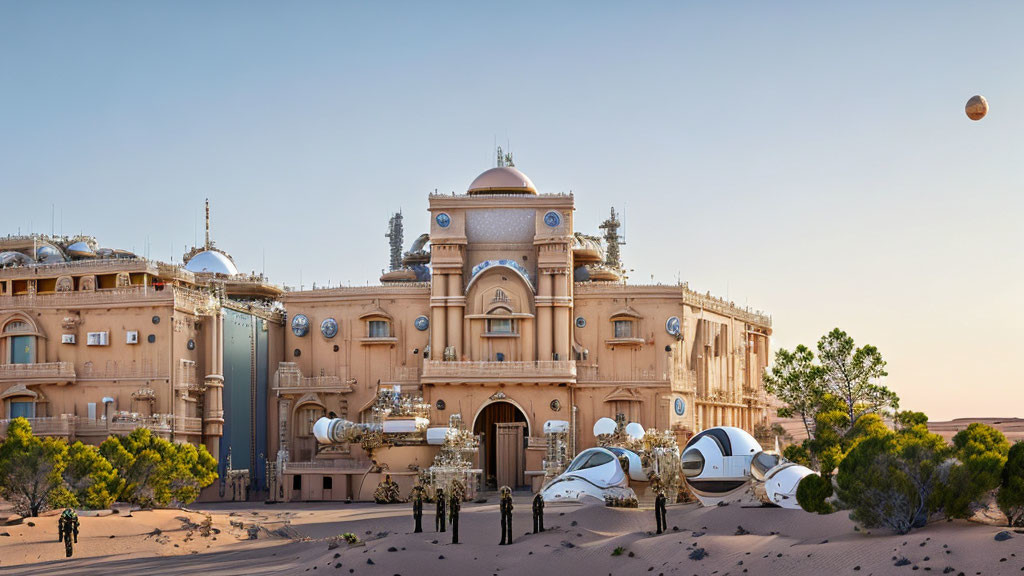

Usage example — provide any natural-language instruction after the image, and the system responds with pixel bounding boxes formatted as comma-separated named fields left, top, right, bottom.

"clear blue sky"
left=3, top=2, right=1022, bottom=420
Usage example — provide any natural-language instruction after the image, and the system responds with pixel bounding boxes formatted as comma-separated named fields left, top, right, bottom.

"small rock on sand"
left=994, top=531, right=1013, bottom=542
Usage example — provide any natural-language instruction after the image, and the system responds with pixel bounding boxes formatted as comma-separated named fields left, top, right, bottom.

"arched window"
left=4, top=320, right=35, bottom=364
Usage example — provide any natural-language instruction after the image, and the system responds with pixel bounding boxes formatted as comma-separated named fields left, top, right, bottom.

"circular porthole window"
left=544, top=211, right=561, bottom=227
left=435, top=399, right=446, bottom=411
left=186, top=339, right=195, bottom=350
left=550, top=399, right=561, bottom=412
left=414, top=315, right=429, bottom=331
left=674, top=397, right=686, bottom=416
left=147, top=334, right=156, bottom=344
left=151, top=316, right=160, bottom=325
left=291, top=314, right=310, bottom=337
left=575, top=316, right=586, bottom=328
left=293, top=348, right=301, bottom=357
left=435, top=213, right=451, bottom=228
left=321, top=318, right=338, bottom=339
left=666, top=316, right=681, bottom=337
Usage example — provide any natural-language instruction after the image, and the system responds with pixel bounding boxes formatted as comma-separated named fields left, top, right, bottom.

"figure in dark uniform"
left=449, top=485, right=461, bottom=544
left=435, top=487, right=446, bottom=533
left=532, top=492, right=545, bottom=533
left=499, top=486, right=514, bottom=545
left=57, top=508, right=79, bottom=558
left=411, top=485, right=424, bottom=533
left=654, top=489, right=667, bottom=534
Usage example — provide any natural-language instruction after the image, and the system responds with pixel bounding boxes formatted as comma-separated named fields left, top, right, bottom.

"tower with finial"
left=599, top=207, right=624, bottom=269
left=204, top=198, right=211, bottom=250
left=386, top=211, right=404, bottom=271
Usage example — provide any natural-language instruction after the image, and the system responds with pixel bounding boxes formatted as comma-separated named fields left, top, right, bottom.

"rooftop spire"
left=600, top=207, right=623, bottom=269
left=204, top=198, right=211, bottom=250
left=386, top=211, right=404, bottom=271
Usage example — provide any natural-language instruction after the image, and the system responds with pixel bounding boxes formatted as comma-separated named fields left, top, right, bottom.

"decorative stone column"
left=431, top=273, right=447, bottom=358
left=446, top=272, right=463, bottom=360
left=203, top=311, right=224, bottom=460
left=536, top=273, right=553, bottom=360
left=553, top=272, right=570, bottom=361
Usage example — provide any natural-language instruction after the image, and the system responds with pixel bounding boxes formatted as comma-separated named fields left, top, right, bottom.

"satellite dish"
left=593, top=417, right=617, bottom=437
left=625, top=422, right=645, bottom=441
left=966, top=95, right=988, bottom=121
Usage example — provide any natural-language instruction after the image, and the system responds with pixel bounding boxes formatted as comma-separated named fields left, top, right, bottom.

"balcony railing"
left=0, top=362, right=76, bottom=382
left=0, top=416, right=76, bottom=437
left=0, top=414, right=203, bottom=439
left=275, top=363, right=353, bottom=394
left=421, top=360, right=576, bottom=383
left=283, top=459, right=372, bottom=472
left=576, top=365, right=664, bottom=383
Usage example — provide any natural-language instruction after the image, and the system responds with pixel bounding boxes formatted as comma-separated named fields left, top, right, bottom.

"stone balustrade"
left=0, top=362, right=76, bottom=382
left=421, top=360, right=576, bottom=384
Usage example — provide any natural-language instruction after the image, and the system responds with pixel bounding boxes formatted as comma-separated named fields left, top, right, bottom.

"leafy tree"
left=0, top=418, right=69, bottom=517
left=936, top=424, right=1009, bottom=519
left=63, top=441, right=123, bottom=510
left=796, top=474, right=834, bottom=514
left=835, top=423, right=949, bottom=534
left=816, top=328, right=898, bottom=431
left=894, top=411, right=929, bottom=430
left=100, top=428, right=217, bottom=507
left=783, top=443, right=812, bottom=468
left=997, top=441, right=1024, bottom=527
left=763, top=345, right=825, bottom=439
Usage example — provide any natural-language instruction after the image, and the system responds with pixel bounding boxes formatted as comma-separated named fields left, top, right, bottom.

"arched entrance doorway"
left=473, top=401, right=528, bottom=491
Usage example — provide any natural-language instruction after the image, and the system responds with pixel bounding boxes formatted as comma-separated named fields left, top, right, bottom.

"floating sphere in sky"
left=966, top=95, right=988, bottom=121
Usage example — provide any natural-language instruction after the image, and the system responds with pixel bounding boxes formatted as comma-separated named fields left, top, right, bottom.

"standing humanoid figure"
left=532, top=492, right=545, bottom=533
left=57, top=508, right=79, bottom=558
left=449, top=480, right=463, bottom=544
left=655, top=489, right=668, bottom=534
left=499, top=486, right=514, bottom=545
left=411, top=485, right=424, bottom=533
left=435, top=487, right=446, bottom=532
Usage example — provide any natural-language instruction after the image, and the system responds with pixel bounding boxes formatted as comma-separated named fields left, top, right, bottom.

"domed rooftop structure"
left=467, top=166, right=536, bottom=195
left=185, top=250, right=238, bottom=275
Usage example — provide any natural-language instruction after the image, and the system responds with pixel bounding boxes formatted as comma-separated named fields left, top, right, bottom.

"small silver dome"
left=185, top=250, right=238, bottom=275
left=66, top=241, right=95, bottom=258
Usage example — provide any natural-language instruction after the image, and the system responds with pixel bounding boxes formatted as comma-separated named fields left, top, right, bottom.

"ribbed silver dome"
left=185, top=250, right=238, bottom=275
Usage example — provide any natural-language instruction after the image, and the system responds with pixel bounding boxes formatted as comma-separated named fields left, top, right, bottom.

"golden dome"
left=467, top=166, right=537, bottom=195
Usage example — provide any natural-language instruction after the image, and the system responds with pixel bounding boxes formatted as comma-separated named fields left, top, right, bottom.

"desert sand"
left=2, top=496, right=1023, bottom=576
left=772, top=416, right=1024, bottom=444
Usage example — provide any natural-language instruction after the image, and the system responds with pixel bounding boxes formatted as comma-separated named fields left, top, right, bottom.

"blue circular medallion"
left=414, top=315, right=429, bottom=331
left=291, top=314, right=310, bottom=337
left=544, top=211, right=561, bottom=227
left=666, top=316, right=681, bottom=337
left=435, top=213, right=451, bottom=228
left=575, top=316, right=586, bottom=328
left=674, top=397, right=686, bottom=416
left=320, top=318, right=338, bottom=339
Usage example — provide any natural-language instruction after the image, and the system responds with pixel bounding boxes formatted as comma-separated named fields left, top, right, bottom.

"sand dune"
left=2, top=498, right=1023, bottom=576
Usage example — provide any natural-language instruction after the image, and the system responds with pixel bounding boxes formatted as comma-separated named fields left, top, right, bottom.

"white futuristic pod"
left=681, top=426, right=815, bottom=510
left=540, top=445, right=636, bottom=503
left=312, top=417, right=380, bottom=445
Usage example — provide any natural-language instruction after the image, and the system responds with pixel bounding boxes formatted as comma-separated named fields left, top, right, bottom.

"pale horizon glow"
left=2, top=2, right=1022, bottom=421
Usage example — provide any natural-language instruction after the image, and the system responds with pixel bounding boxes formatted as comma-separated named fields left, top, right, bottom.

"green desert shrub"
left=0, top=418, right=69, bottom=517
left=796, top=473, right=834, bottom=514
left=835, top=423, right=949, bottom=534
left=100, top=428, right=217, bottom=507
left=997, top=441, right=1024, bottom=527
left=63, top=441, right=124, bottom=510
left=938, top=423, right=1009, bottom=519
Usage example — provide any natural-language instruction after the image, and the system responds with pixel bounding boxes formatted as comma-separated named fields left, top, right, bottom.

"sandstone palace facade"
left=0, top=161, right=772, bottom=502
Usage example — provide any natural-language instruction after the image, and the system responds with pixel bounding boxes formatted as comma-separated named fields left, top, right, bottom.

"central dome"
left=185, top=250, right=239, bottom=275
left=467, top=166, right=536, bottom=195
